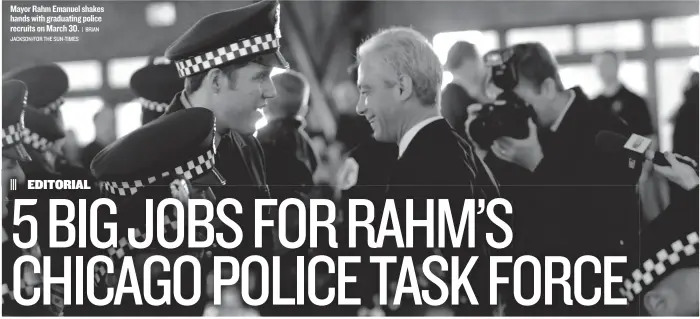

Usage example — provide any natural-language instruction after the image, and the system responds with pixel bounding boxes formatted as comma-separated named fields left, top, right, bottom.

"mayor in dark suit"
left=161, top=0, right=289, bottom=312
left=483, top=43, right=641, bottom=316
left=354, top=27, right=500, bottom=316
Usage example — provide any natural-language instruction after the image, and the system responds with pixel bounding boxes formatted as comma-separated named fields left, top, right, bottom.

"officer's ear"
left=208, top=68, right=224, bottom=94
left=644, top=288, right=677, bottom=316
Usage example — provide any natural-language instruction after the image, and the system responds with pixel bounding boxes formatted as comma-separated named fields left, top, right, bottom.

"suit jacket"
left=380, top=118, right=498, bottom=316
left=163, top=92, right=271, bottom=258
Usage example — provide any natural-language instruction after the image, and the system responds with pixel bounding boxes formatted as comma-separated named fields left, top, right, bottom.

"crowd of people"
left=2, top=0, right=698, bottom=316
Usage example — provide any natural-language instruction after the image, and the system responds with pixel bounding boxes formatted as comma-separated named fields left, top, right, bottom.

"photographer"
left=465, top=42, right=640, bottom=315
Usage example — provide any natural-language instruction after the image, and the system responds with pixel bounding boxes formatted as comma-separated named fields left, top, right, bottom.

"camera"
left=468, top=48, right=533, bottom=149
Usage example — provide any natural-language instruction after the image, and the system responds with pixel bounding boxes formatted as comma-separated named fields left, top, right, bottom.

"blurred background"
left=3, top=0, right=698, bottom=155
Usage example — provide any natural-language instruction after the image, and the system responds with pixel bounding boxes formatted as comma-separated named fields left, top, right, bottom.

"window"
left=576, top=20, right=644, bottom=53
left=506, top=25, right=574, bottom=55
left=432, top=30, right=500, bottom=65
left=56, top=60, right=102, bottom=91
left=115, top=100, right=142, bottom=138
left=60, top=97, right=104, bottom=146
left=107, top=56, right=149, bottom=89
left=655, top=57, right=696, bottom=152
left=146, top=2, right=176, bottom=27
left=559, top=60, right=647, bottom=98
left=653, top=15, right=699, bottom=48
left=559, top=64, right=600, bottom=97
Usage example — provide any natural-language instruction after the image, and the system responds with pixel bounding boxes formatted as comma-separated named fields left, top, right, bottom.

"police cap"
left=91, top=108, right=225, bottom=196
left=619, top=207, right=699, bottom=303
left=22, top=106, right=66, bottom=153
left=130, top=63, right=184, bottom=124
left=165, top=0, right=289, bottom=78
left=3, top=64, right=68, bottom=115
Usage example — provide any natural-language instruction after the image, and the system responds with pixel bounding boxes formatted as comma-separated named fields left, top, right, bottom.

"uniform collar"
left=398, top=116, right=443, bottom=158
left=550, top=89, right=576, bottom=132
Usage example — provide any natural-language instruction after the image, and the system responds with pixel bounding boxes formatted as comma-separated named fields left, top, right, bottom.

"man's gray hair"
left=357, top=27, right=443, bottom=106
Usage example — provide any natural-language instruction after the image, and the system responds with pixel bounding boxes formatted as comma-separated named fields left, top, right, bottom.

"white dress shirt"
left=398, top=116, right=443, bottom=158
left=550, top=89, right=576, bottom=132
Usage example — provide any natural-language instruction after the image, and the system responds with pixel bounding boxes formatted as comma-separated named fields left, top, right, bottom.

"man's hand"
left=491, top=118, right=543, bottom=172
left=653, top=152, right=699, bottom=190
left=464, top=103, right=489, bottom=160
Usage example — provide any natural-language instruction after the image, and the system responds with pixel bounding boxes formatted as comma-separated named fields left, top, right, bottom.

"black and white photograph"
left=2, top=0, right=699, bottom=316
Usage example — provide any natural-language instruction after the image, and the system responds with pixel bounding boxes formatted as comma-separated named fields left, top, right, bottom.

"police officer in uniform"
left=3, top=64, right=94, bottom=184
left=90, top=108, right=228, bottom=316
left=2, top=80, right=52, bottom=316
left=5, top=65, right=97, bottom=315
left=130, top=62, right=184, bottom=125
left=618, top=194, right=698, bottom=315
left=162, top=1, right=289, bottom=311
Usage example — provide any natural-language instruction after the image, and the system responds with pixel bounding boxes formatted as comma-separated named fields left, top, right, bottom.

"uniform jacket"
left=164, top=92, right=272, bottom=258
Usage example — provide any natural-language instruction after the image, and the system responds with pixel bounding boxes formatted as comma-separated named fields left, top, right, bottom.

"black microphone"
left=595, top=130, right=697, bottom=168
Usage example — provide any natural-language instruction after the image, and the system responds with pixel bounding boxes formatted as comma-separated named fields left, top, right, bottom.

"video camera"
left=468, top=48, right=534, bottom=149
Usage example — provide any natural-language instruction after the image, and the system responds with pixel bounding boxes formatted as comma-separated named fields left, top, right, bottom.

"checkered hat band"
left=2, top=121, right=26, bottom=148
left=619, top=231, right=699, bottom=302
left=102, top=148, right=216, bottom=196
left=175, top=33, right=280, bottom=78
left=42, top=97, right=65, bottom=114
left=139, top=97, right=169, bottom=113
left=22, top=128, right=53, bottom=152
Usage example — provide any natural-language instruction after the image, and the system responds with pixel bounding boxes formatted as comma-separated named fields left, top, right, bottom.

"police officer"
left=162, top=0, right=289, bottom=311
left=2, top=80, right=52, bottom=316
left=90, top=108, right=227, bottom=315
left=130, top=62, right=184, bottom=125
left=618, top=196, right=698, bottom=316
left=3, top=64, right=93, bottom=183
left=5, top=65, right=96, bottom=315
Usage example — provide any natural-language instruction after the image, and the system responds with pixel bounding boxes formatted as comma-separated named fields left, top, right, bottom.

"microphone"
left=595, top=130, right=697, bottom=168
